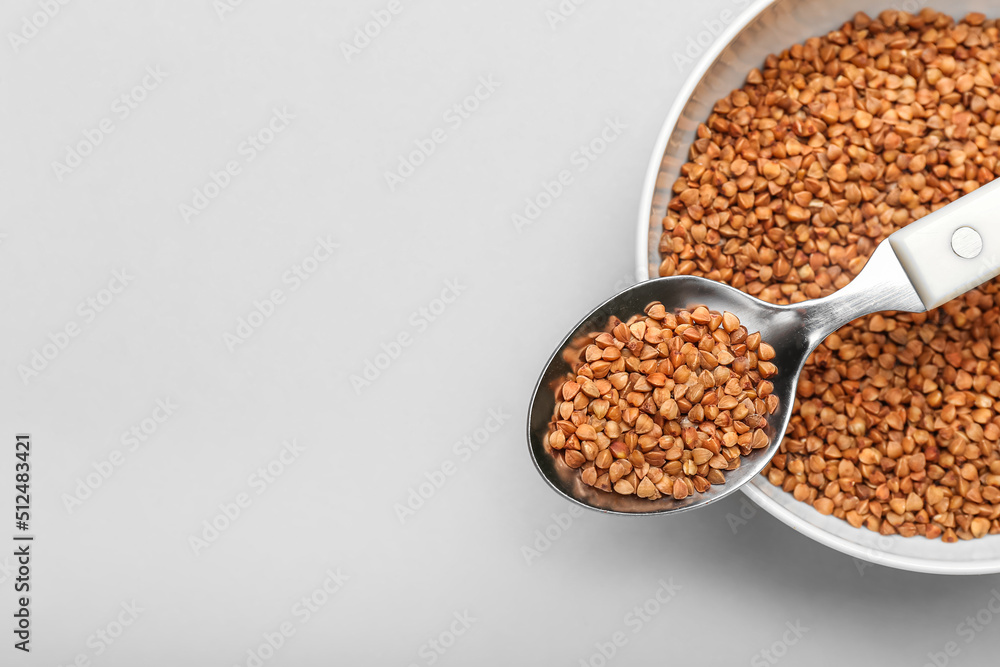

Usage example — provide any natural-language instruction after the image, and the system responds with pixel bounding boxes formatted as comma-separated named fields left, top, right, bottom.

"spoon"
left=528, top=178, right=1000, bottom=515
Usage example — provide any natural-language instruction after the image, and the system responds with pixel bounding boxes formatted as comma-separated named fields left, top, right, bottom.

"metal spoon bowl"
left=528, top=276, right=806, bottom=515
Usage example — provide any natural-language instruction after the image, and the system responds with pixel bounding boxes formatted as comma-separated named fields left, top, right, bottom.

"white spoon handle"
left=889, top=178, right=1000, bottom=311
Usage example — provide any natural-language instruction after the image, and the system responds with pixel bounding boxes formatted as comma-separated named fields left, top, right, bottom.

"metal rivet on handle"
left=952, top=226, right=983, bottom=259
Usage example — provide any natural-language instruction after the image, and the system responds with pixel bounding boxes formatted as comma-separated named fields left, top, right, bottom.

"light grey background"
left=2, top=0, right=1000, bottom=665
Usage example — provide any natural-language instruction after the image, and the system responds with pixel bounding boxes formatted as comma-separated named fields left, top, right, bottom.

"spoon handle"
left=888, top=177, right=1000, bottom=311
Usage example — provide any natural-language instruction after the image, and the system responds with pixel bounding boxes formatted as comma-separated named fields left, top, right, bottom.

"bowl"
left=636, top=0, right=1000, bottom=574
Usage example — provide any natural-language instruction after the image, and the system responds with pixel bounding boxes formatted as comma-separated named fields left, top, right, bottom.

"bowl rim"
left=634, top=0, right=1000, bottom=575
left=739, top=483, right=1000, bottom=575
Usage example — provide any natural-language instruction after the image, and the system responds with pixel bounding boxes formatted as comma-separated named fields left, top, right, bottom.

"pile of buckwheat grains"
left=658, top=9, right=1000, bottom=540
left=546, top=303, right=779, bottom=501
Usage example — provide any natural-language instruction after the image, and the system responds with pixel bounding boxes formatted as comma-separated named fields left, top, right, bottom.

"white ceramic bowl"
left=636, top=0, right=1000, bottom=574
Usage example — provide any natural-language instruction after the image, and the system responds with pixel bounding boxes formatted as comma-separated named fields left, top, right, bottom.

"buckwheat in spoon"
left=528, top=178, right=1000, bottom=515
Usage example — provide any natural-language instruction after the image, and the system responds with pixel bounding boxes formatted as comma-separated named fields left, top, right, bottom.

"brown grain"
left=545, top=303, right=779, bottom=500
left=658, top=8, right=1000, bottom=540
